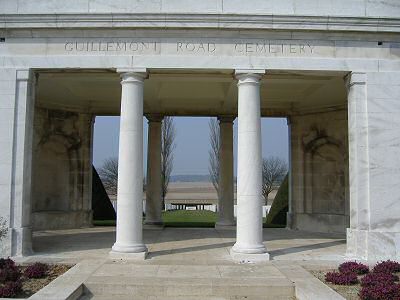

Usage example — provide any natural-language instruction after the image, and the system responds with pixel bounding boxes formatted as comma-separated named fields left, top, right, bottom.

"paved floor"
left=23, top=227, right=346, bottom=265
left=20, top=227, right=347, bottom=299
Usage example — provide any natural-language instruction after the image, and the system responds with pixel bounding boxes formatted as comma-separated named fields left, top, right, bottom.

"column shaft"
left=216, top=117, right=235, bottom=227
left=112, top=72, right=147, bottom=255
left=145, top=116, right=163, bottom=225
left=231, top=72, right=268, bottom=259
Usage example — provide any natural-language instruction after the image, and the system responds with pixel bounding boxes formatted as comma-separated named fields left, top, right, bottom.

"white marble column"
left=215, top=116, right=235, bottom=229
left=145, top=115, right=163, bottom=226
left=231, top=70, right=269, bottom=262
left=111, top=70, right=147, bottom=259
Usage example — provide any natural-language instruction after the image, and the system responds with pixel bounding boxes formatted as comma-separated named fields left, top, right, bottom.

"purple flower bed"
left=325, top=271, right=359, bottom=285
left=359, top=282, right=400, bottom=300
left=0, top=258, right=15, bottom=270
left=321, top=260, right=400, bottom=299
left=0, top=258, right=68, bottom=298
left=24, top=262, right=48, bottom=279
left=0, top=280, right=22, bottom=298
left=361, top=272, right=399, bottom=287
left=372, top=260, right=400, bottom=274
left=339, top=261, right=369, bottom=275
left=0, top=259, right=21, bottom=284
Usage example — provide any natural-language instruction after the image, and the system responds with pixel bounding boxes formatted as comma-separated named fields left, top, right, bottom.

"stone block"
left=109, top=250, right=148, bottom=261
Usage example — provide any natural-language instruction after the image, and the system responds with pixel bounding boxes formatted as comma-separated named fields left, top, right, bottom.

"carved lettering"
left=64, top=41, right=159, bottom=53
left=65, top=42, right=73, bottom=51
left=234, top=41, right=316, bottom=55
left=208, top=43, right=216, bottom=53
left=63, top=39, right=318, bottom=56
left=176, top=42, right=217, bottom=53
left=234, top=43, right=243, bottom=53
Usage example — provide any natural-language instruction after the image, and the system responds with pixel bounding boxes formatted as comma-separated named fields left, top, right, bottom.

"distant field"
left=93, top=210, right=217, bottom=227
left=93, top=210, right=284, bottom=228
left=163, top=210, right=217, bottom=227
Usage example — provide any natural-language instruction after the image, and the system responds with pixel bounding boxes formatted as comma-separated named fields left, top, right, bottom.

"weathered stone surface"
left=31, top=107, right=93, bottom=230
left=290, top=110, right=349, bottom=234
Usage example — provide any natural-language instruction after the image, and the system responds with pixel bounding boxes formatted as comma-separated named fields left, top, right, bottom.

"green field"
left=162, top=210, right=217, bottom=227
left=93, top=210, right=285, bottom=228
left=93, top=209, right=217, bottom=227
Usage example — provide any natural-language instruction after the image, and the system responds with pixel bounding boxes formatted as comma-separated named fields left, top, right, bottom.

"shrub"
left=359, top=282, right=400, bottom=300
left=24, top=262, right=48, bottom=279
left=361, top=272, right=399, bottom=287
left=0, top=280, right=22, bottom=298
left=325, top=271, right=359, bottom=285
left=0, top=258, right=15, bottom=270
left=0, top=259, right=20, bottom=284
left=339, top=261, right=369, bottom=275
left=373, top=260, right=400, bottom=274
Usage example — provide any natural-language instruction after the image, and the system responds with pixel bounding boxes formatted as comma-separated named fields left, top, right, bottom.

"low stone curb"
left=28, top=259, right=105, bottom=300
left=275, top=262, right=345, bottom=300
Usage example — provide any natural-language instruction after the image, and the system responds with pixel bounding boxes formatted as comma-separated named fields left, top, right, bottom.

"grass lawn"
left=163, top=210, right=217, bottom=227
left=93, top=210, right=285, bottom=228
left=93, top=210, right=217, bottom=227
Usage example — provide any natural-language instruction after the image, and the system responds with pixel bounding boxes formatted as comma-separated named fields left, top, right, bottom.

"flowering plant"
left=325, top=271, right=359, bottom=285
left=338, top=261, right=369, bottom=275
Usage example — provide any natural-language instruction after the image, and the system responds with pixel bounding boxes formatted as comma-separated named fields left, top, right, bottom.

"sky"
left=93, top=116, right=289, bottom=176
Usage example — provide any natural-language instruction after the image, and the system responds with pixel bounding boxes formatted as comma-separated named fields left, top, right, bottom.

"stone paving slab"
left=17, top=227, right=347, bottom=299
left=25, top=227, right=345, bottom=264
left=29, top=259, right=104, bottom=300
left=275, top=261, right=345, bottom=300
left=83, top=261, right=295, bottom=299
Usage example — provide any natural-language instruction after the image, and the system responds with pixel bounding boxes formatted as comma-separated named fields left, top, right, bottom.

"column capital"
left=344, top=72, right=366, bottom=87
left=235, top=69, right=265, bottom=85
left=16, top=69, right=30, bottom=81
left=218, top=115, right=236, bottom=123
left=145, top=114, right=164, bottom=123
left=117, top=68, right=148, bottom=84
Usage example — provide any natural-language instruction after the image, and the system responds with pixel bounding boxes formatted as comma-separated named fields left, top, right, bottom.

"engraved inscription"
left=234, top=41, right=315, bottom=55
left=63, top=39, right=321, bottom=57
left=176, top=42, right=216, bottom=53
left=64, top=41, right=159, bottom=53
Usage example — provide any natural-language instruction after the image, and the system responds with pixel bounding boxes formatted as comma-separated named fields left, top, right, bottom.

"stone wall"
left=346, top=72, right=400, bottom=261
left=0, top=69, right=35, bottom=257
left=290, top=109, right=349, bottom=233
left=31, top=107, right=93, bottom=230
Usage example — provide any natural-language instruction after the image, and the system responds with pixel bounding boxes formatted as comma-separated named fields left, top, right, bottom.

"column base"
left=111, top=243, right=148, bottom=254
left=11, top=227, right=33, bottom=257
left=346, top=228, right=400, bottom=262
left=109, top=250, right=147, bottom=260
left=230, top=248, right=270, bottom=263
left=286, top=212, right=293, bottom=229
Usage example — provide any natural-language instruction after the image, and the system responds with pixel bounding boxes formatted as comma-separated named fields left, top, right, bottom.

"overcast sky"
left=93, top=116, right=288, bottom=176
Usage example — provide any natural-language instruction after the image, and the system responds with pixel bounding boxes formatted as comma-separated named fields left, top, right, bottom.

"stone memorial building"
left=0, top=0, right=400, bottom=262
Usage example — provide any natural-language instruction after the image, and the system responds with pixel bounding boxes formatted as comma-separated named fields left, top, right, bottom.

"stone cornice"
left=1, top=13, right=400, bottom=33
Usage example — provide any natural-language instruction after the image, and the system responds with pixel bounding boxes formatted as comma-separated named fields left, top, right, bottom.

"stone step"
left=84, top=276, right=294, bottom=299
left=81, top=295, right=294, bottom=300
